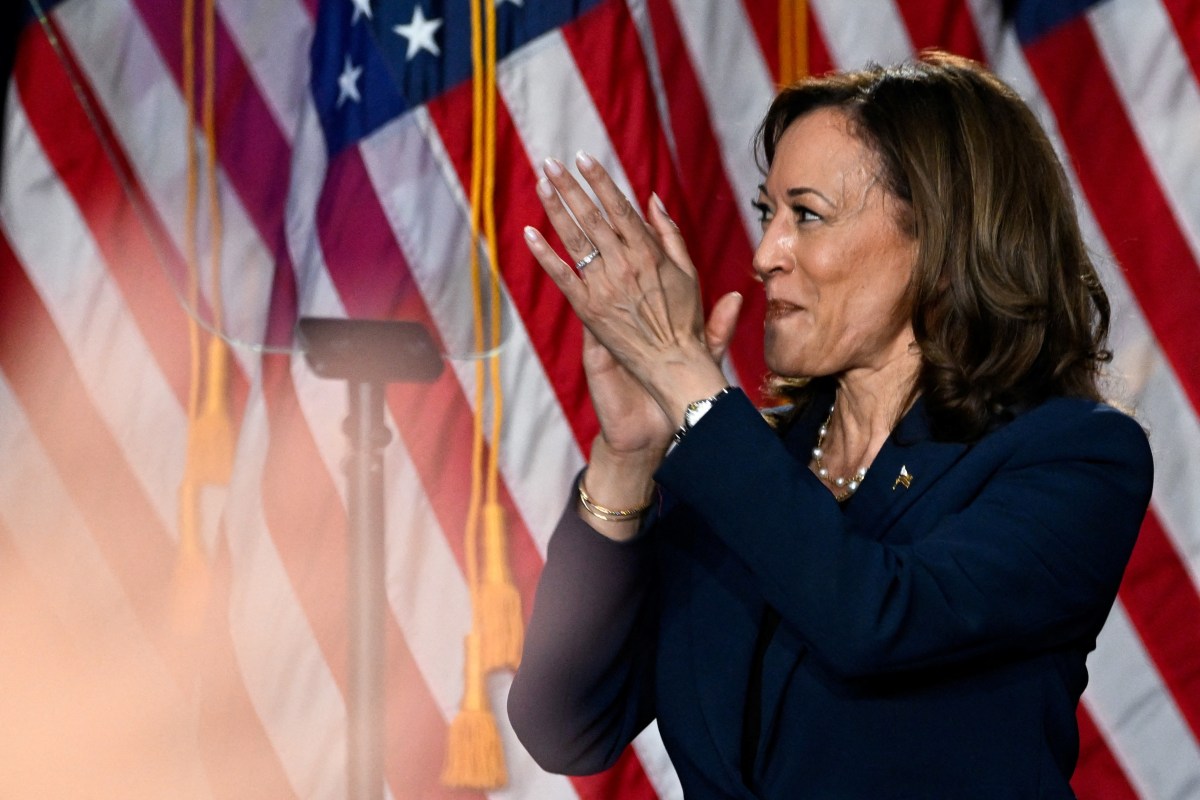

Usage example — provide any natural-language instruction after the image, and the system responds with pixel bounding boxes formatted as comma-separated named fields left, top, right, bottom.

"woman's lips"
left=765, top=299, right=802, bottom=321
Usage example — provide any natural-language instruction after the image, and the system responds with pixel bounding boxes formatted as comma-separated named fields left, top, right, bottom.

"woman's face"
left=753, top=108, right=918, bottom=379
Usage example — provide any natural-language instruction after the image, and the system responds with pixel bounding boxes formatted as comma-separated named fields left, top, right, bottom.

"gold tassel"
left=441, top=632, right=508, bottom=789
left=478, top=502, right=523, bottom=672
left=173, top=0, right=230, bottom=636
left=187, top=337, right=235, bottom=484
left=172, top=482, right=211, bottom=635
left=172, top=338, right=232, bottom=633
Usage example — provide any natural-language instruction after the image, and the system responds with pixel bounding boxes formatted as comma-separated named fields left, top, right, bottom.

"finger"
left=536, top=175, right=598, bottom=266
left=523, top=224, right=590, bottom=309
left=542, top=157, right=626, bottom=259
left=704, top=291, right=743, bottom=362
left=574, top=151, right=655, bottom=249
left=646, top=192, right=698, bottom=280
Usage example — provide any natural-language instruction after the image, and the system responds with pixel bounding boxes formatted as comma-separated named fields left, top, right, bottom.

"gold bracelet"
left=578, top=480, right=653, bottom=523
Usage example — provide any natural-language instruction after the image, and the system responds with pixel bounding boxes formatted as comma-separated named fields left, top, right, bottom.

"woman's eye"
left=792, top=205, right=820, bottom=224
left=751, top=199, right=773, bottom=226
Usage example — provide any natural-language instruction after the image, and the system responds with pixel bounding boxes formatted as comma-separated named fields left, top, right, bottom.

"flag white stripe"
left=56, top=0, right=280, bottom=363
left=810, top=0, right=914, bottom=70
left=221, top=389, right=348, bottom=800
left=0, top=93, right=185, bottom=540
left=498, top=30, right=636, bottom=201
left=625, top=0, right=678, bottom=166
left=214, top=0, right=316, bottom=142
left=666, top=0, right=774, bottom=243
left=1088, top=0, right=1200, bottom=268
left=1086, top=601, right=1200, bottom=799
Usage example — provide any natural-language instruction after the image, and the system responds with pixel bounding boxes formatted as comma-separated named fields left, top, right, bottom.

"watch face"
left=685, top=399, right=711, bottom=427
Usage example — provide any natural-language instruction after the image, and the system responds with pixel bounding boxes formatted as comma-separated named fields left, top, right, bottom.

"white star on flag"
left=337, top=55, right=363, bottom=107
left=350, top=0, right=372, bottom=24
left=497, top=0, right=524, bottom=6
left=393, top=5, right=443, bottom=61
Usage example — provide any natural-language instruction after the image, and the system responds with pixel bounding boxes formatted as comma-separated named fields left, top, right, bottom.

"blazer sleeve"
left=506, top=484, right=659, bottom=775
left=656, top=390, right=1154, bottom=680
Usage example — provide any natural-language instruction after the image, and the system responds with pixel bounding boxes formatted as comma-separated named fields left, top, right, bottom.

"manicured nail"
left=651, top=191, right=669, bottom=217
left=523, top=225, right=539, bottom=243
left=536, top=178, right=554, bottom=198
left=575, top=150, right=595, bottom=170
left=543, top=157, right=564, bottom=177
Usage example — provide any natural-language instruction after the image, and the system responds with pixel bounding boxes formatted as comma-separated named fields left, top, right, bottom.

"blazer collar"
left=781, top=388, right=969, bottom=540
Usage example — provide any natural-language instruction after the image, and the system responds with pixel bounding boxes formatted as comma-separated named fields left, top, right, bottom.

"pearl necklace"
left=811, top=402, right=868, bottom=502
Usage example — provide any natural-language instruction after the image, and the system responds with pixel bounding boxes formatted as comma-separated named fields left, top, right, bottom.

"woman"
left=508, top=52, right=1153, bottom=798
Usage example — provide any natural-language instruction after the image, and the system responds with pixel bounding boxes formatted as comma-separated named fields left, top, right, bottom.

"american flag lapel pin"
left=893, top=465, right=913, bottom=491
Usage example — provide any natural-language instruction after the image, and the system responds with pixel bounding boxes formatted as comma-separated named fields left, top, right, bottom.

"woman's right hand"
left=584, top=289, right=744, bottom=460
left=580, top=290, right=741, bottom=541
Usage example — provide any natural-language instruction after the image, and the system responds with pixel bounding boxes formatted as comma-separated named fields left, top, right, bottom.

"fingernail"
left=536, top=178, right=554, bottom=198
left=523, top=226, right=539, bottom=243
left=543, top=157, right=564, bottom=177
left=575, top=150, right=595, bottom=170
left=651, top=192, right=669, bottom=217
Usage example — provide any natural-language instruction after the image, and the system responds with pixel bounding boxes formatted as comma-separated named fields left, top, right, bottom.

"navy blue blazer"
left=508, top=389, right=1153, bottom=798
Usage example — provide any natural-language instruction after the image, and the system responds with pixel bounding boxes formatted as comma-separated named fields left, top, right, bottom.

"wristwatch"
left=673, top=387, right=732, bottom=444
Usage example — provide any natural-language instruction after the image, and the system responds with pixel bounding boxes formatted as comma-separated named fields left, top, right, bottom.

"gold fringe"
left=172, top=483, right=211, bottom=635
left=443, top=0, right=515, bottom=787
left=186, top=337, right=235, bottom=485
left=441, top=633, right=507, bottom=789
left=174, top=0, right=228, bottom=634
left=479, top=503, right=523, bottom=671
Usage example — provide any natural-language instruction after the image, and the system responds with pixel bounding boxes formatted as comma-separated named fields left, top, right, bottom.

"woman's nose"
left=752, top=226, right=792, bottom=282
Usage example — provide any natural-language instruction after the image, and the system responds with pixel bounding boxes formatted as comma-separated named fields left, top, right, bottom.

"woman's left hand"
left=523, top=153, right=734, bottom=423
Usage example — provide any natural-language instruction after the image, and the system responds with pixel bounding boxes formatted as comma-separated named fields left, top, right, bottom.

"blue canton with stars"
left=311, top=0, right=604, bottom=156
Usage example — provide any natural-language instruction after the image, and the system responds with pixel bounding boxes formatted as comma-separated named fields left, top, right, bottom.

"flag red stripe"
left=198, top=537, right=302, bottom=800
left=0, top=231, right=175, bottom=651
left=425, top=81, right=598, bottom=451
left=14, top=21, right=193, bottom=406
left=1117, top=510, right=1200, bottom=740
left=894, top=0, right=987, bottom=62
left=641, top=0, right=768, bottom=401
left=806, top=11, right=836, bottom=76
left=1024, top=18, right=1200, bottom=418
left=130, top=0, right=305, bottom=349
left=132, top=0, right=297, bottom=275
left=1072, top=703, right=1139, bottom=800
left=1161, top=0, right=1200, bottom=80
left=740, top=2, right=856, bottom=81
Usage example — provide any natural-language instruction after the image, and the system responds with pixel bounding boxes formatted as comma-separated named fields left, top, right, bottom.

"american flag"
left=0, top=0, right=1197, bottom=797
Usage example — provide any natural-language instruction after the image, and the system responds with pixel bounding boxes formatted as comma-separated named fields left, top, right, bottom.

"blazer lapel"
left=841, top=398, right=969, bottom=539
left=755, top=398, right=968, bottom=764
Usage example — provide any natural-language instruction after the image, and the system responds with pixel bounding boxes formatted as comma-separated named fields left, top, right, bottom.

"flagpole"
left=298, top=318, right=443, bottom=800
left=345, top=375, right=388, bottom=800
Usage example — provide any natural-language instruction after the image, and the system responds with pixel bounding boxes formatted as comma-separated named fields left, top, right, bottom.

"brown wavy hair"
left=755, top=50, right=1112, bottom=442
